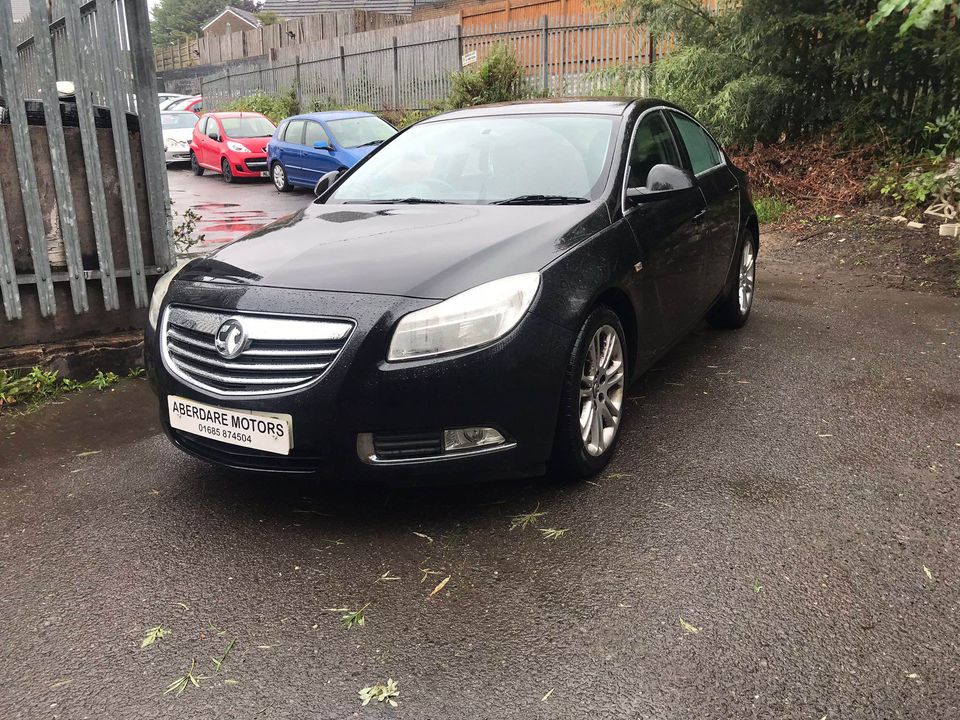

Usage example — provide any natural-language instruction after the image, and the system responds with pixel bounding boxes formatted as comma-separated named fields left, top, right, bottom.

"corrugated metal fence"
left=201, top=14, right=653, bottom=111
left=1, top=0, right=172, bottom=325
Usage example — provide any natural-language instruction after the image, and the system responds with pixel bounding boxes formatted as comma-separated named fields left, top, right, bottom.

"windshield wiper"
left=493, top=194, right=590, bottom=205
left=355, top=139, right=386, bottom=148
left=349, top=198, right=455, bottom=204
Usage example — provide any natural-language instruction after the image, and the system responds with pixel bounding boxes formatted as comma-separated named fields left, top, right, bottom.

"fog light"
left=443, top=427, right=505, bottom=452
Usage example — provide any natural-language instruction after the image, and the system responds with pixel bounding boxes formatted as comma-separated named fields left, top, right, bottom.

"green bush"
left=448, top=44, right=528, bottom=109
left=868, top=109, right=960, bottom=211
left=222, top=87, right=300, bottom=124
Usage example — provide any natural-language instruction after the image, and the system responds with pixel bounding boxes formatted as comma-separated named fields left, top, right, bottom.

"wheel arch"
left=592, top=286, right=638, bottom=378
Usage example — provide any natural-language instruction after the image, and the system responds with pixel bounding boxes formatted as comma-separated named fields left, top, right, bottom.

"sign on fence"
left=461, top=50, right=477, bottom=66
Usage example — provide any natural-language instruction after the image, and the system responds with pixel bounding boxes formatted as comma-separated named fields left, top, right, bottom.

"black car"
left=145, top=99, right=758, bottom=481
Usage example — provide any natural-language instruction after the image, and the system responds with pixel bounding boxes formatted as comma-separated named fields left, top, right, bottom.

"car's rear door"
left=622, top=109, right=708, bottom=352
left=666, top=111, right=740, bottom=306
left=301, top=121, right=340, bottom=185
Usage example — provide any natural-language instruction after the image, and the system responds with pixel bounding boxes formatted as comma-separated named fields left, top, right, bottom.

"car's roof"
left=287, top=110, right=376, bottom=122
left=425, top=97, right=673, bottom=122
left=160, top=109, right=197, bottom=114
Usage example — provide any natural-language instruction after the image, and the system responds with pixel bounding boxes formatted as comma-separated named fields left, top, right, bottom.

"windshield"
left=221, top=117, right=276, bottom=138
left=328, top=114, right=616, bottom=205
left=326, top=116, right=396, bottom=149
left=161, top=112, right=198, bottom=130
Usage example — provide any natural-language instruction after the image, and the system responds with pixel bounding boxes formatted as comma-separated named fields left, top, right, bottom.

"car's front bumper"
left=165, top=146, right=191, bottom=164
left=145, top=282, right=573, bottom=481
left=227, top=154, right=269, bottom=177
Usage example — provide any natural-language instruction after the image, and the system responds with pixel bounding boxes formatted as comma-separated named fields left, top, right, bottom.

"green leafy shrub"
left=222, top=87, right=300, bottom=124
left=868, top=109, right=960, bottom=211
left=1, top=367, right=126, bottom=411
left=448, top=44, right=528, bottom=109
left=753, top=196, right=794, bottom=225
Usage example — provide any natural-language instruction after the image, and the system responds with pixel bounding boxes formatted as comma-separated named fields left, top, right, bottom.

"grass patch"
left=754, top=195, right=794, bottom=225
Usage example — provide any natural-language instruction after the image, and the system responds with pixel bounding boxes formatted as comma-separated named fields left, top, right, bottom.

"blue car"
left=266, top=111, right=397, bottom=192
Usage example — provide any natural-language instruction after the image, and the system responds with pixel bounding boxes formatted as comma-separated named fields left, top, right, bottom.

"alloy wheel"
left=272, top=163, right=286, bottom=190
left=738, top=240, right=756, bottom=315
left=579, top=325, right=625, bottom=457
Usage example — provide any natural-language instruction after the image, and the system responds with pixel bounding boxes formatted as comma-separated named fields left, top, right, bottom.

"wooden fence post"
left=540, top=15, right=549, bottom=94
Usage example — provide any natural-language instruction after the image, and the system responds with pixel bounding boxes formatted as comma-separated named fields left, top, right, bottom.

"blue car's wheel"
left=272, top=162, right=291, bottom=193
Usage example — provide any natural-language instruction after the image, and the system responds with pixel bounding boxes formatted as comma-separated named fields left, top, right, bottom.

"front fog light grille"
left=359, top=427, right=511, bottom=464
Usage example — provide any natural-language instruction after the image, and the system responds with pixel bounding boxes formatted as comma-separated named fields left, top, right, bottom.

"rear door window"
left=670, top=112, right=723, bottom=175
left=285, top=120, right=306, bottom=145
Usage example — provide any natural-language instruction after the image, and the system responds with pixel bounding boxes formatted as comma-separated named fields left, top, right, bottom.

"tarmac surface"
left=1, top=191, right=959, bottom=718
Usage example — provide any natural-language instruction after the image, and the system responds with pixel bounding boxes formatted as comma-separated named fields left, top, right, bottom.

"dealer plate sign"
left=168, top=395, right=293, bottom=455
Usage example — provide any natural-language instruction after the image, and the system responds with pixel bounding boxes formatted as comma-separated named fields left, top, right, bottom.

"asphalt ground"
left=1, top=179, right=959, bottom=718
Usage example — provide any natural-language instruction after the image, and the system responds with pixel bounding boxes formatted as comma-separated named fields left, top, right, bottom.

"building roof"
left=201, top=6, right=261, bottom=32
left=259, top=0, right=417, bottom=19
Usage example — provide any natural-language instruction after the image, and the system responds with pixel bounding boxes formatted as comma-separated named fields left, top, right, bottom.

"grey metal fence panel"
left=0, top=0, right=56, bottom=317
left=29, top=0, right=89, bottom=314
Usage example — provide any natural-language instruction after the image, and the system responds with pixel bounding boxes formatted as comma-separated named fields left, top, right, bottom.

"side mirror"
left=626, top=163, right=695, bottom=204
left=209, top=133, right=220, bottom=143
left=314, top=169, right=342, bottom=197
left=313, top=141, right=333, bottom=151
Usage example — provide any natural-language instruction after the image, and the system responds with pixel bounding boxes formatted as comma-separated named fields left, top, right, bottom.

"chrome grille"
left=161, top=306, right=354, bottom=396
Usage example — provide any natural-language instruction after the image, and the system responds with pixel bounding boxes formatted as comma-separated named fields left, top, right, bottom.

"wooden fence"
left=1, top=0, right=173, bottom=331
left=154, top=10, right=409, bottom=70
left=202, top=14, right=654, bottom=111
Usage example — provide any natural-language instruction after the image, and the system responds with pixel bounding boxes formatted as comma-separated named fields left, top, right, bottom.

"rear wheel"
left=707, top=230, right=757, bottom=329
left=190, top=152, right=203, bottom=176
left=221, top=158, right=234, bottom=184
left=549, top=306, right=628, bottom=480
left=272, top=162, right=291, bottom=192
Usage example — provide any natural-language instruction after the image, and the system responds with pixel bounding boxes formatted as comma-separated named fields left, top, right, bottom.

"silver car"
left=161, top=111, right=198, bottom=165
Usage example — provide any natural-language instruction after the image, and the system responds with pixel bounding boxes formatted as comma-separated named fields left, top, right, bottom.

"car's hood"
left=232, top=136, right=271, bottom=153
left=180, top=202, right=610, bottom=299
left=163, top=128, right=193, bottom=143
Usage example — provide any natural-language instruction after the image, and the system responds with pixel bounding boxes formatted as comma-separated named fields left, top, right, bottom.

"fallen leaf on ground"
left=359, top=679, right=399, bottom=707
left=923, top=565, right=933, bottom=581
left=429, top=576, right=451, bottom=597
left=412, top=531, right=434, bottom=543
left=540, top=528, right=567, bottom=540
left=679, top=616, right=701, bottom=634
left=140, top=626, right=171, bottom=649
left=542, top=688, right=554, bottom=702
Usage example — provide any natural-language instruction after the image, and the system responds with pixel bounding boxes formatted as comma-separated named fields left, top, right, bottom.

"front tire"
left=190, top=152, right=204, bottom=176
left=221, top=158, right=234, bottom=184
left=272, top=162, right=291, bottom=192
left=549, top=306, right=628, bottom=480
left=707, top=229, right=757, bottom=329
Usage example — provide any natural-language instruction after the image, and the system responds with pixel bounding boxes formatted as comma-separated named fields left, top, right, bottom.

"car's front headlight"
left=148, top=262, right=187, bottom=329
left=387, top=273, right=540, bottom=361
left=227, top=141, right=250, bottom=153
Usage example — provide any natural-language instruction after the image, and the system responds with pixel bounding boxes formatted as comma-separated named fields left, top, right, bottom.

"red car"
left=190, top=112, right=277, bottom=183
left=168, top=95, right=203, bottom=114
